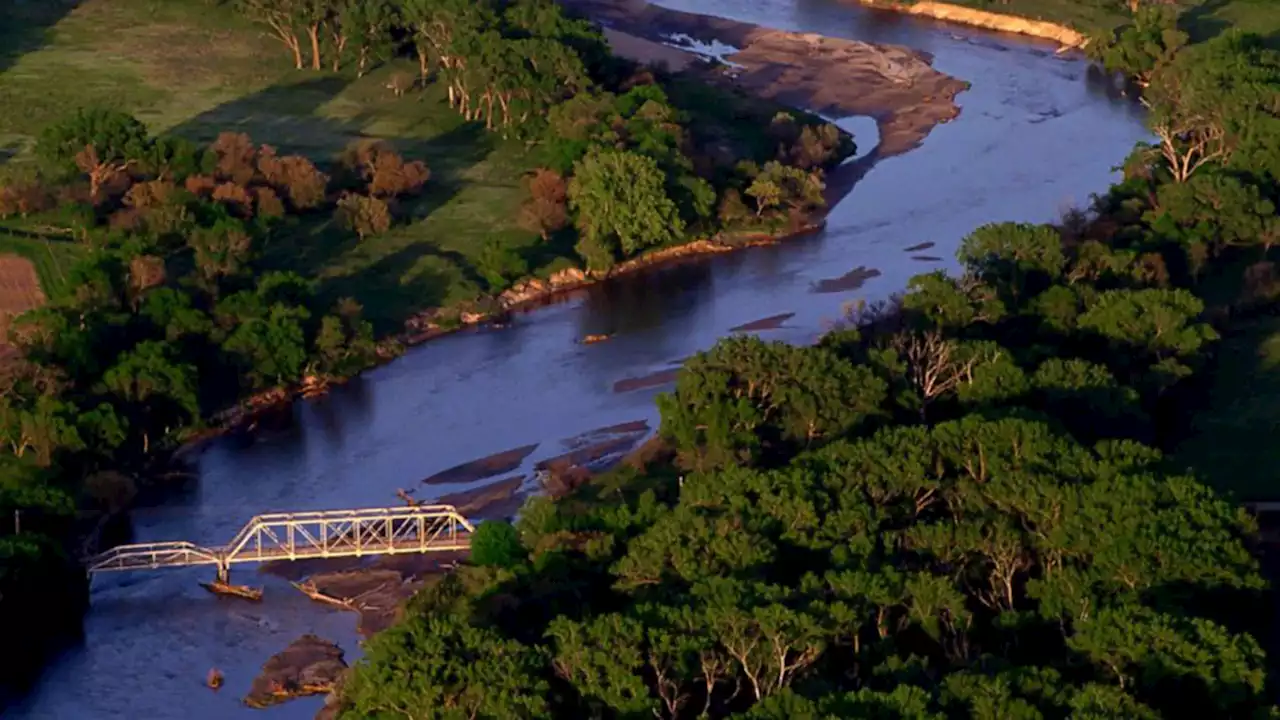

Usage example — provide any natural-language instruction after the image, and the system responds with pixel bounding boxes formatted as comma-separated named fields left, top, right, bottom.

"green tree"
left=222, top=303, right=311, bottom=389
left=470, top=520, right=525, bottom=568
left=339, top=612, right=550, bottom=719
left=36, top=108, right=151, bottom=183
left=568, top=148, right=683, bottom=271
left=101, top=341, right=200, bottom=454
left=1090, top=6, right=1187, bottom=85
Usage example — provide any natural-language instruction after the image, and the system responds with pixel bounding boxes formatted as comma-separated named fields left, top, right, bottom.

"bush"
left=335, top=192, right=392, bottom=239
left=257, top=148, right=329, bottom=211
left=474, top=239, right=529, bottom=293
left=341, top=141, right=430, bottom=199
left=518, top=168, right=568, bottom=240
left=0, top=182, right=54, bottom=218
left=469, top=520, right=525, bottom=568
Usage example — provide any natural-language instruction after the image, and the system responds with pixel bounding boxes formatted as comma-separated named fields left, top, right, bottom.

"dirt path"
left=0, top=254, right=44, bottom=363
left=568, top=0, right=967, bottom=158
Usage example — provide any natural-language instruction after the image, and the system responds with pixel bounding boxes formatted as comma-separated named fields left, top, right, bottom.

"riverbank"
left=854, top=0, right=1086, bottom=48
left=566, top=0, right=968, bottom=157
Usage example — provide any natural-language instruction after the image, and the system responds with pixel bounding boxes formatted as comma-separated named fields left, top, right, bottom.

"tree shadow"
left=319, top=242, right=460, bottom=334
left=162, top=75, right=361, bottom=156
left=1178, top=0, right=1232, bottom=44
left=0, top=0, right=79, bottom=77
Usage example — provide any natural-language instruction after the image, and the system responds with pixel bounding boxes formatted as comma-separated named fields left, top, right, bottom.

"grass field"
left=0, top=232, right=83, bottom=304
left=0, top=0, right=543, bottom=333
left=932, top=0, right=1280, bottom=40
left=1177, top=316, right=1280, bottom=500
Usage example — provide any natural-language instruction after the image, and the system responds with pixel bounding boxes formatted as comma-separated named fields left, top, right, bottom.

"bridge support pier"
left=215, top=562, right=229, bottom=584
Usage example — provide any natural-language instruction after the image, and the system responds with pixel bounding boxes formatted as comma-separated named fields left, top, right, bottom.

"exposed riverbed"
left=9, top=1, right=1148, bottom=717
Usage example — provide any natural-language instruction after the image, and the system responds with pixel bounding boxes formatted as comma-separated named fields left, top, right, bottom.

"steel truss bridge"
left=86, top=505, right=475, bottom=583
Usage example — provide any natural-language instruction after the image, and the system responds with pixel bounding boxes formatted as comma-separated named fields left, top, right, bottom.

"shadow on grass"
left=1179, top=0, right=1233, bottom=44
left=0, top=0, right=81, bottom=166
left=0, top=0, right=79, bottom=76
left=320, top=242, right=458, bottom=334
left=163, top=75, right=361, bottom=155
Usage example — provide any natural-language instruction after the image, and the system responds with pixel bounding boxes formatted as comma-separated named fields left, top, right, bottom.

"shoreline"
left=853, top=1, right=1087, bottom=48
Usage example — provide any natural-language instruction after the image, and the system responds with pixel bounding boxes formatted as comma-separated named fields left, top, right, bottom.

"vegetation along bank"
left=0, top=0, right=969, bottom=697
left=321, top=3, right=1280, bottom=719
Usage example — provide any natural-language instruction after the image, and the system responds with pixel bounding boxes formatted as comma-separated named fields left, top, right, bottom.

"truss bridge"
left=86, top=505, right=475, bottom=583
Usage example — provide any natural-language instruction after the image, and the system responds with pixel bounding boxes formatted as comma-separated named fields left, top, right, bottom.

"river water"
left=10, top=2, right=1148, bottom=718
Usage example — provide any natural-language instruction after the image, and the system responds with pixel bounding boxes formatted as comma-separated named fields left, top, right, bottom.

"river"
left=9, top=1, right=1149, bottom=718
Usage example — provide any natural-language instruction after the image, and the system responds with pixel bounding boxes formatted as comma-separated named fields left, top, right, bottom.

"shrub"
left=252, top=186, right=286, bottom=219
left=258, top=147, right=329, bottom=210
left=183, top=174, right=217, bottom=198
left=518, top=169, right=568, bottom=240
left=209, top=132, right=258, bottom=185
left=475, top=240, right=529, bottom=293
left=211, top=182, right=254, bottom=218
left=127, top=255, right=167, bottom=304
left=469, top=520, right=525, bottom=568
left=0, top=182, right=54, bottom=218
left=335, top=192, right=391, bottom=239
left=342, top=141, right=430, bottom=199
left=717, top=188, right=751, bottom=226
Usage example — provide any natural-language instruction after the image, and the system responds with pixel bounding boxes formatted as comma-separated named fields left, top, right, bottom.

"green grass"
left=0, top=232, right=85, bottom=303
left=924, top=0, right=1280, bottom=39
left=0, top=0, right=543, bottom=333
left=1177, top=316, right=1280, bottom=500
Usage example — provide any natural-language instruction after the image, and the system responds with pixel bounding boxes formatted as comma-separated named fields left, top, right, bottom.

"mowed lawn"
left=1177, top=317, right=1280, bottom=501
left=0, top=0, right=541, bottom=332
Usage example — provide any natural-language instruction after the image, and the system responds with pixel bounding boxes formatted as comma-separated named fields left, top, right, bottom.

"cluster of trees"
left=330, top=27, right=1280, bottom=720
left=0, top=109, right=439, bottom=689
left=234, top=0, right=604, bottom=129
left=532, top=85, right=845, bottom=273
left=0, top=110, right=430, bottom=241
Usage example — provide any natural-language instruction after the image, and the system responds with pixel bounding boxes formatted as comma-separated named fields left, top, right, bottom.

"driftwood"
left=396, top=488, right=423, bottom=506
left=581, top=333, right=611, bottom=344
left=201, top=581, right=264, bottom=601
left=290, top=579, right=393, bottom=612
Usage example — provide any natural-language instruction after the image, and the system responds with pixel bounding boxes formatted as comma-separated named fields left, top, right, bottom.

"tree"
left=101, top=341, right=200, bottom=454
left=223, top=302, right=310, bottom=388
left=332, top=0, right=397, bottom=76
left=1143, top=31, right=1280, bottom=183
left=470, top=520, right=525, bottom=568
left=568, top=148, right=683, bottom=271
left=188, top=220, right=254, bottom=298
left=236, top=0, right=305, bottom=69
left=657, top=336, right=886, bottom=469
left=36, top=109, right=151, bottom=197
left=338, top=610, right=549, bottom=718
left=311, top=298, right=379, bottom=378
left=1090, top=6, right=1187, bottom=86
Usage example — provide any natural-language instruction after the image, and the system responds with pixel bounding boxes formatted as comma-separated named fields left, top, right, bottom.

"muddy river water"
left=10, top=1, right=1149, bottom=717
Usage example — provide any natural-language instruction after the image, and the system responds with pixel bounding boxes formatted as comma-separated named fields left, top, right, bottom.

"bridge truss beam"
left=85, top=505, right=476, bottom=584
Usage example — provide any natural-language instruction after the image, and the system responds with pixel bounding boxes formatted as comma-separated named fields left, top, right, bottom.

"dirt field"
left=0, top=253, right=45, bottom=361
